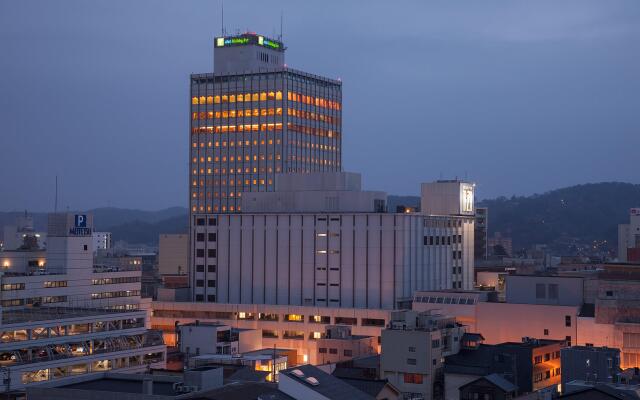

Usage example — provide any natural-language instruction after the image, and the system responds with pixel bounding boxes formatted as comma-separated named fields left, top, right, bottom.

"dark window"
left=566, top=336, right=572, bottom=346
left=195, top=294, right=204, bottom=301
left=423, top=236, right=429, bottom=246
left=329, top=348, right=337, bottom=354
left=208, top=218, right=217, bottom=226
left=334, top=317, right=357, bottom=325
left=606, top=290, right=614, bottom=297
left=436, top=237, right=440, bottom=245
left=407, top=358, right=416, bottom=365
left=208, top=265, right=216, bottom=272
left=196, top=233, right=205, bottom=242
left=208, top=249, right=216, bottom=258
left=536, top=283, right=546, bottom=299
left=565, top=315, right=571, bottom=327
left=208, top=280, right=216, bottom=287
left=208, top=233, right=217, bottom=242
left=196, top=280, right=204, bottom=287
left=196, top=265, right=204, bottom=272
left=207, top=295, right=216, bottom=302
left=344, top=349, right=352, bottom=357
left=83, top=245, right=88, bottom=251
left=196, top=218, right=205, bottom=226
left=544, top=329, right=549, bottom=336
left=318, top=348, right=327, bottom=354
left=196, top=249, right=204, bottom=257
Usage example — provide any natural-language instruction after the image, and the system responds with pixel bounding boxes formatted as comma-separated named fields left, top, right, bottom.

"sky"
left=1, top=0, right=639, bottom=211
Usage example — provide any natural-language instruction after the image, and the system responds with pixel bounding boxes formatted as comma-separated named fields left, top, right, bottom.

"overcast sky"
left=1, top=0, right=639, bottom=211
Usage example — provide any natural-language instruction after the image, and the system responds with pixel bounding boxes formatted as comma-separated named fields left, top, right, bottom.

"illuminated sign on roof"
left=215, top=34, right=283, bottom=50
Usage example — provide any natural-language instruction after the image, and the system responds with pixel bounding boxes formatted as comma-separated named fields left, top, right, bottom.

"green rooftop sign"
left=215, top=34, right=283, bottom=51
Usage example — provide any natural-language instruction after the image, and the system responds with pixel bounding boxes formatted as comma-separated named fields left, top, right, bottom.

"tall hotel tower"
left=190, top=33, right=342, bottom=214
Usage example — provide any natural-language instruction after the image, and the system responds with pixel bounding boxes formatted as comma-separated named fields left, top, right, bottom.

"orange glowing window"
left=276, top=91, right=282, bottom=100
left=237, top=94, right=244, bottom=102
left=221, top=95, right=228, bottom=103
left=192, top=97, right=199, bottom=105
left=229, top=95, right=236, bottom=103
left=252, top=93, right=259, bottom=101
left=199, top=96, right=206, bottom=104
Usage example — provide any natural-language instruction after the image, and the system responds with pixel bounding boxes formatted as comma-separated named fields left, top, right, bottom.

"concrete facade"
left=190, top=212, right=474, bottom=307
left=158, top=234, right=188, bottom=276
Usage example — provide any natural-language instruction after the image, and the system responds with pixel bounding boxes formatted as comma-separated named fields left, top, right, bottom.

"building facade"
left=0, top=213, right=166, bottom=394
left=381, top=310, right=465, bottom=400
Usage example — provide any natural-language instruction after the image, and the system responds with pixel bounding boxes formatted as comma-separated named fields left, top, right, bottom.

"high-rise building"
left=189, top=32, right=342, bottom=214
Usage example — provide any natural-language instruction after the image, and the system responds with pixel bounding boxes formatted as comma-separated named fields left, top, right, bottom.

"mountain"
left=0, top=207, right=189, bottom=246
left=2, top=182, right=638, bottom=248
left=478, top=182, right=640, bottom=251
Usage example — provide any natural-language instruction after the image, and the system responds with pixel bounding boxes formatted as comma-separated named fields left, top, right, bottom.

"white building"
left=381, top=310, right=466, bottom=400
left=0, top=212, right=166, bottom=393
left=189, top=173, right=475, bottom=308
left=92, top=232, right=112, bottom=253
left=618, top=208, right=640, bottom=262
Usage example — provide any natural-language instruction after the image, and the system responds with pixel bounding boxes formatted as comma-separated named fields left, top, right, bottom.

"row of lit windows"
left=190, top=91, right=340, bottom=110
left=288, top=123, right=339, bottom=138
left=191, top=107, right=340, bottom=126
left=192, top=152, right=282, bottom=162
left=287, top=108, right=339, bottom=125
left=43, top=280, right=68, bottom=288
left=191, top=140, right=336, bottom=152
left=192, top=107, right=283, bottom=120
left=287, top=91, right=340, bottom=110
left=192, top=122, right=283, bottom=134
left=92, top=277, right=141, bottom=285
left=192, top=91, right=283, bottom=105
left=91, top=290, right=140, bottom=299
left=1, top=296, right=67, bottom=307
left=192, top=205, right=240, bottom=212
left=192, top=167, right=280, bottom=176
left=191, top=138, right=281, bottom=150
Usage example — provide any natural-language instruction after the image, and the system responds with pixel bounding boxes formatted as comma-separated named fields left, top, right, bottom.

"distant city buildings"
left=475, top=207, right=488, bottom=262
left=91, top=231, right=112, bottom=253
left=618, top=208, right=640, bottom=262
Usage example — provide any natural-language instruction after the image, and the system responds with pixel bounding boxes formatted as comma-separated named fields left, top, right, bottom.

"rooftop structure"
left=279, top=364, right=375, bottom=400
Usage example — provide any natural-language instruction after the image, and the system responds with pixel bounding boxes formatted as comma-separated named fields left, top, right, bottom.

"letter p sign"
left=75, top=214, right=87, bottom=228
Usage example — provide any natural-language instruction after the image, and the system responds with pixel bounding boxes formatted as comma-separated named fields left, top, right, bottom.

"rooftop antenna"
left=280, top=11, right=283, bottom=41
left=221, top=0, right=225, bottom=36
left=54, top=175, right=58, bottom=213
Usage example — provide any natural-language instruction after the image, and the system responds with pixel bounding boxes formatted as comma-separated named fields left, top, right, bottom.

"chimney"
left=143, top=377, right=153, bottom=395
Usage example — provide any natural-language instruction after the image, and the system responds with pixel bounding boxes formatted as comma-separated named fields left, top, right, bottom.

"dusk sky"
left=1, top=0, right=639, bottom=212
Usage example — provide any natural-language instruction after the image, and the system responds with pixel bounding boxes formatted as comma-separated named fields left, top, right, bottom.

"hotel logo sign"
left=70, top=214, right=92, bottom=236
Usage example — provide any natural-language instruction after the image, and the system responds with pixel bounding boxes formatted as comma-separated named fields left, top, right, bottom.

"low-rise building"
left=380, top=310, right=466, bottom=400
left=560, top=346, right=621, bottom=392
left=444, top=336, right=565, bottom=398
left=314, top=325, right=376, bottom=365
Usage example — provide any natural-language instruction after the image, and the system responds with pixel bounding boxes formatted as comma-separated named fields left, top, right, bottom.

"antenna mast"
left=54, top=175, right=58, bottom=213
left=221, top=0, right=225, bottom=36
left=280, top=11, right=283, bottom=41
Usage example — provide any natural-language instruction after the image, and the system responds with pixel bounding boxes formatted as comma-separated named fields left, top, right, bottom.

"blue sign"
left=75, top=214, right=87, bottom=228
